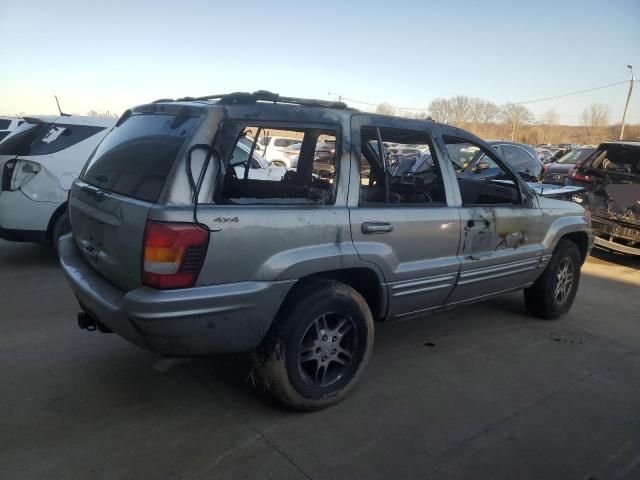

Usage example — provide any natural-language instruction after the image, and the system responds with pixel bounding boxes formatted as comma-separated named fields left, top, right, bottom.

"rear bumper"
left=58, top=234, right=295, bottom=355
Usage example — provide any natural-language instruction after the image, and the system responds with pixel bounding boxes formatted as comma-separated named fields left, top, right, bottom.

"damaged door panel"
left=442, top=137, right=544, bottom=305
left=448, top=205, right=543, bottom=304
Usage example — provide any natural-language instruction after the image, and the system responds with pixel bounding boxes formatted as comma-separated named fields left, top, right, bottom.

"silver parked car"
left=59, top=91, right=593, bottom=410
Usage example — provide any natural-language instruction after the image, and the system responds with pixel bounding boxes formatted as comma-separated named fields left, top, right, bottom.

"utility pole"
left=620, top=64, right=635, bottom=140
left=510, top=118, right=516, bottom=141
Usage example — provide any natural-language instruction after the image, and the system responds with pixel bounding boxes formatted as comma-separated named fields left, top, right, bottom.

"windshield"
left=82, top=113, right=198, bottom=203
left=556, top=148, right=595, bottom=165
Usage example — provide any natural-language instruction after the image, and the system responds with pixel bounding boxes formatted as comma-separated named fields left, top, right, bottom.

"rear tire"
left=524, top=239, right=581, bottom=319
left=254, top=279, right=374, bottom=411
left=51, top=211, right=70, bottom=251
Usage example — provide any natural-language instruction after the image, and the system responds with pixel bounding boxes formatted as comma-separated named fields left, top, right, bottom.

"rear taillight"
left=142, top=221, right=209, bottom=289
left=1, top=159, right=41, bottom=191
left=567, top=161, right=595, bottom=183
left=2, top=159, right=16, bottom=191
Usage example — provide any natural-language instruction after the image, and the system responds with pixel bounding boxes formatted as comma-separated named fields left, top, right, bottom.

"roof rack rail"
left=154, top=90, right=350, bottom=109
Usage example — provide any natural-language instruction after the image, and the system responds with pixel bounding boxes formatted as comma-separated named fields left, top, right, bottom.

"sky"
left=0, top=0, right=639, bottom=125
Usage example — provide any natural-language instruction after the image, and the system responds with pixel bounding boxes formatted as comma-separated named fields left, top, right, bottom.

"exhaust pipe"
left=77, top=312, right=113, bottom=333
left=78, top=312, right=96, bottom=331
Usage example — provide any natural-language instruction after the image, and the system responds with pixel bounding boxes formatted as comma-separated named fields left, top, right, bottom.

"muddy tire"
left=51, top=211, right=71, bottom=251
left=254, top=279, right=374, bottom=411
left=524, top=239, right=581, bottom=319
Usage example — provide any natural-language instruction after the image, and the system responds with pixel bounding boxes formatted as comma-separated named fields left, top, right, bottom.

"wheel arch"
left=278, top=267, right=387, bottom=322
left=560, top=231, right=590, bottom=264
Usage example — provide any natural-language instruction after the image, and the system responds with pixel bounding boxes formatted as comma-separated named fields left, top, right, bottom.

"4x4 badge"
left=212, top=217, right=239, bottom=223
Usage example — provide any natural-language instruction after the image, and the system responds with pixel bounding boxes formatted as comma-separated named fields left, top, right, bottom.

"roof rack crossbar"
left=154, top=91, right=350, bottom=110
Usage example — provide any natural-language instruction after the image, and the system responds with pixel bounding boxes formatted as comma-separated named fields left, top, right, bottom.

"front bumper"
left=58, top=234, right=295, bottom=355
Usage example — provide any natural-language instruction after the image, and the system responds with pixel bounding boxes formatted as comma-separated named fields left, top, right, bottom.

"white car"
left=232, top=138, right=287, bottom=180
left=0, top=115, right=115, bottom=246
left=0, top=116, right=25, bottom=142
left=257, top=135, right=302, bottom=168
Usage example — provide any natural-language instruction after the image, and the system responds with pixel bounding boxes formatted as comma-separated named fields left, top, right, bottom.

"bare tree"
left=468, top=98, right=500, bottom=127
left=448, top=95, right=472, bottom=126
left=478, top=101, right=501, bottom=124
left=428, top=98, right=451, bottom=123
left=580, top=104, right=609, bottom=128
left=539, top=109, right=558, bottom=143
left=581, top=103, right=610, bottom=143
left=87, top=109, right=119, bottom=118
left=501, top=103, right=534, bottom=141
left=376, top=103, right=397, bottom=116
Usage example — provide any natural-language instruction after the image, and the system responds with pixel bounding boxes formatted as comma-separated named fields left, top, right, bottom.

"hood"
left=527, top=182, right=584, bottom=200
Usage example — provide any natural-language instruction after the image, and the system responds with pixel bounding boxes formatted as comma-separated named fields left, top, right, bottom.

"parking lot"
left=0, top=238, right=638, bottom=479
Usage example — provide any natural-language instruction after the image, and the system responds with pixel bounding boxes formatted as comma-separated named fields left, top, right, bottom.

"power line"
left=329, top=78, right=639, bottom=112
left=512, top=80, right=634, bottom=105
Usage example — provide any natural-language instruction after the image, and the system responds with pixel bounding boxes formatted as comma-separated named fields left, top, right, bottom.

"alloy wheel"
left=554, top=257, right=574, bottom=304
left=297, top=313, right=357, bottom=388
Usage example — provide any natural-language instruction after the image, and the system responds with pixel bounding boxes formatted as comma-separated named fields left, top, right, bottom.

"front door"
left=441, top=136, right=544, bottom=305
left=348, top=115, right=462, bottom=320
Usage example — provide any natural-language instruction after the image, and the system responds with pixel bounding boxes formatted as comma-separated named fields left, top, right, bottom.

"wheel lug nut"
left=332, top=349, right=336, bottom=354
left=321, top=356, right=327, bottom=362
left=322, top=335, right=327, bottom=341
left=332, top=336, right=337, bottom=342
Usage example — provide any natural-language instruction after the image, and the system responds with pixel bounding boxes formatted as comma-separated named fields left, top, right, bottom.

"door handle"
left=361, top=222, right=394, bottom=234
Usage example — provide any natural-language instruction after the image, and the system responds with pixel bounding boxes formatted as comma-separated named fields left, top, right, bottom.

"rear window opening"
left=213, top=123, right=339, bottom=205
left=0, top=121, right=106, bottom=156
left=586, top=145, right=640, bottom=177
left=82, top=112, right=199, bottom=203
left=0, top=122, right=48, bottom=156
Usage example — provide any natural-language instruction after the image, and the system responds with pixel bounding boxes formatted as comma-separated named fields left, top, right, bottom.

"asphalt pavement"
left=1, top=239, right=639, bottom=480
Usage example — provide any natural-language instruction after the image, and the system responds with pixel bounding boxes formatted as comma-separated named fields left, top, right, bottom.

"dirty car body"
left=59, top=91, right=593, bottom=409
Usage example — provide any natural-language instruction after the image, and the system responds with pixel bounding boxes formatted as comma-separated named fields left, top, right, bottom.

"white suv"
left=0, top=115, right=115, bottom=246
left=0, top=116, right=25, bottom=142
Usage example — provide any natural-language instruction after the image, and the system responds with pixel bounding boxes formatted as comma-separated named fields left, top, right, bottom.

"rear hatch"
left=70, top=108, right=200, bottom=291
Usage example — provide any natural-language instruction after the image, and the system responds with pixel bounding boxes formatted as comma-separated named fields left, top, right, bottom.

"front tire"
left=524, top=239, right=581, bottom=319
left=254, top=279, right=374, bottom=411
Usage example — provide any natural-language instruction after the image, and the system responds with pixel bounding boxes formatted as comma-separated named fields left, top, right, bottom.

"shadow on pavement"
left=0, top=240, right=58, bottom=268
left=590, top=247, right=640, bottom=270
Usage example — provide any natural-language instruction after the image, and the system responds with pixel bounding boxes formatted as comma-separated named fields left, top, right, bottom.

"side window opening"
left=359, top=126, right=446, bottom=206
left=444, top=136, right=522, bottom=206
left=215, top=124, right=339, bottom=205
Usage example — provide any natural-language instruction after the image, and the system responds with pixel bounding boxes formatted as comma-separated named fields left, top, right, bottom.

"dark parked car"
left=567, top=142, right=640, bottom=255
left=483, top=141, right=544, bottom=181
left=540, top=147, right=596, bottom=185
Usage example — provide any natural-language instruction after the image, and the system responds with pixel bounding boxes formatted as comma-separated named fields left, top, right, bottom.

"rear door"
left=348, top=115, right=462, bottom=320
left=70, top=110, right=200, bottom=291
left=193, top=117, right=349, bottom=286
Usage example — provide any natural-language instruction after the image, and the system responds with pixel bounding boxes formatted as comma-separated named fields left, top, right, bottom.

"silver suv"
left=59, top=91, right=593, bottom=410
